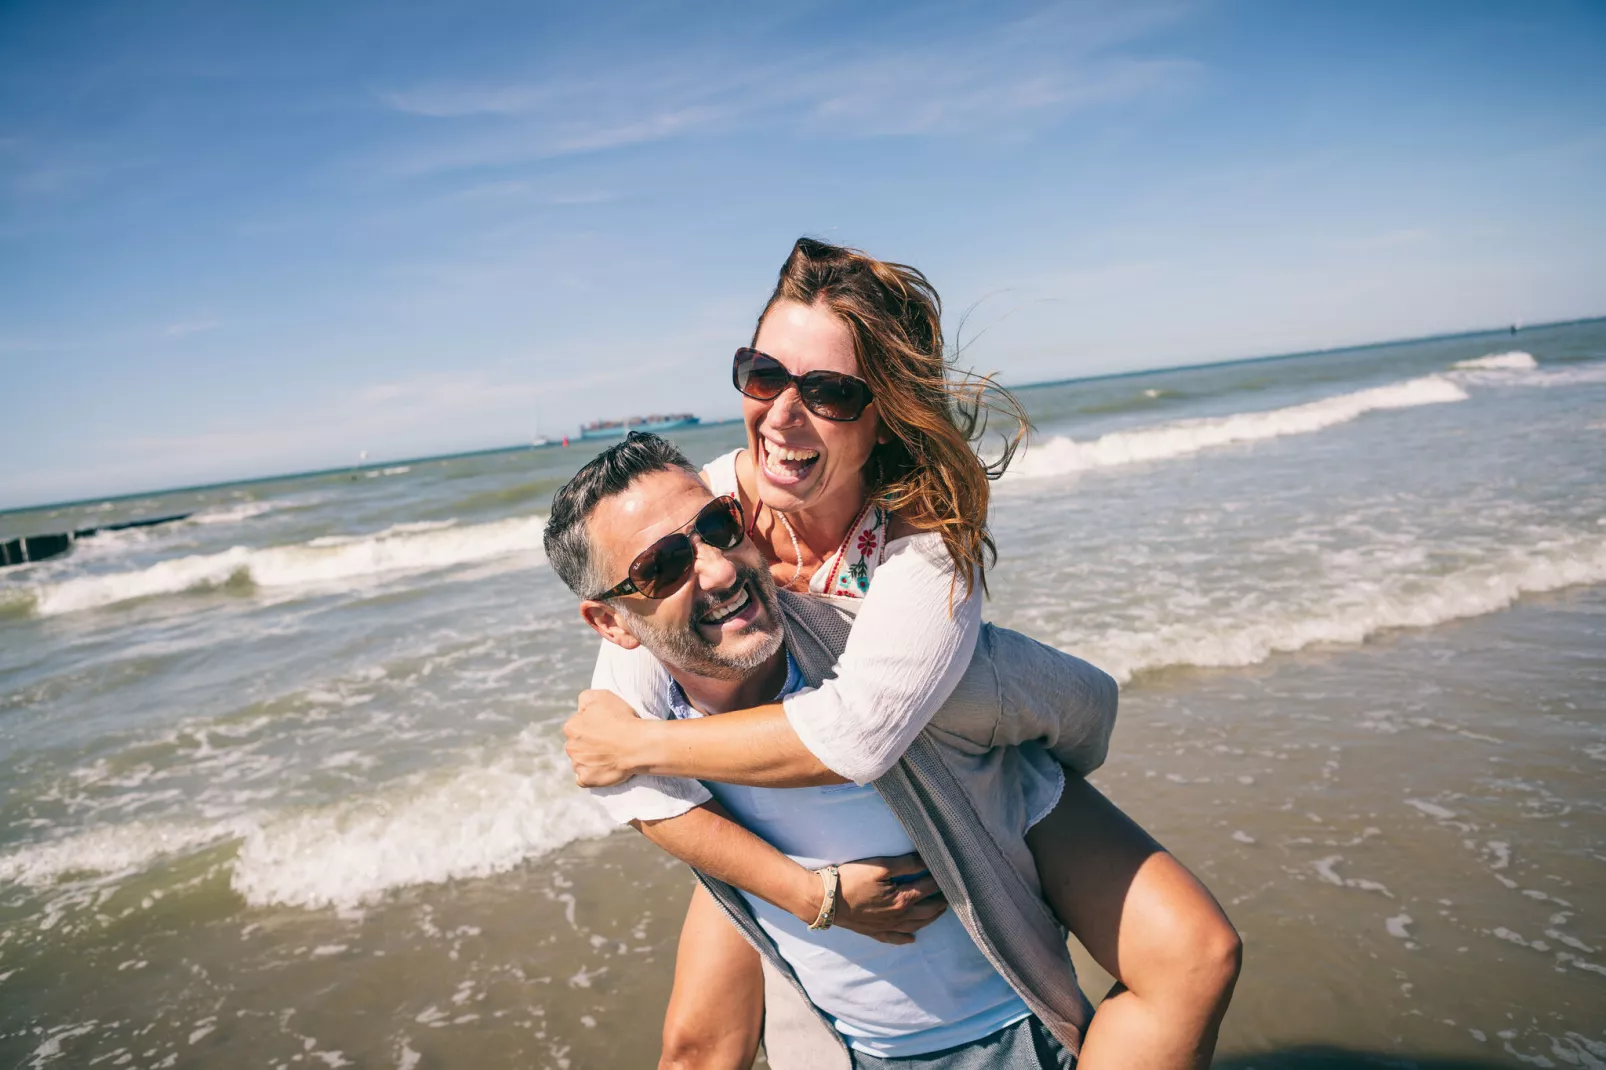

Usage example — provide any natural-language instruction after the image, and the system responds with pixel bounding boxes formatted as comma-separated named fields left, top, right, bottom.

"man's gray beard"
left=619, top=564, right=784, bottom=682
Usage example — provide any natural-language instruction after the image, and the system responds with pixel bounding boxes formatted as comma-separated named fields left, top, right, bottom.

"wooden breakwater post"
left=0, top=513, right=194, bottom=567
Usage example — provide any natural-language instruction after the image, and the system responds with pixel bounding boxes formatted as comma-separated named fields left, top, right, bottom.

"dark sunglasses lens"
left=695, top=498, right=744, bottom=549
left=734, top=351, right=790, bottom=399
left=800, top=373, right=871, bottom=420
left=631, top=535, right=695, bottom=598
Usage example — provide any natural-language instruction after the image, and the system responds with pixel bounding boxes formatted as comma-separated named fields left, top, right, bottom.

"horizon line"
left=3, top=313, right=1599, bottom=520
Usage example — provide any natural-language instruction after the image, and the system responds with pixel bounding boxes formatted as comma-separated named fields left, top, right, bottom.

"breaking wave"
left=231, top=732, right=614, bottom=910
left=1453, top=351, right=1537, bottom=372
left=1008, top=375, right=1468, bottom=480
left=1080, top=534, right=1606, bottom=683
left=0, top=818, right=252, bottom=888
left=22, top=515, right=545, bottom=616
left=189, top=501, right=277, bottom=525
left=0, top=731, right=614, bottom=912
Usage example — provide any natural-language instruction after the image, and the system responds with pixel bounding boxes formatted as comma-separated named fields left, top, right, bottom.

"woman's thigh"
left=1025, top=774, right=1234, bottom=994
left=660, top=883, right=766, bottom=1070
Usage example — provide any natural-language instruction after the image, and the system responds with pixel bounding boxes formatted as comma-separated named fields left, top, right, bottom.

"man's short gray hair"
left=542, top=432, right=699, bottom=599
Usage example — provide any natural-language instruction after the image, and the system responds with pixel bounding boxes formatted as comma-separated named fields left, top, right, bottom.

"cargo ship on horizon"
left=578, top=413, right=701, bottom=440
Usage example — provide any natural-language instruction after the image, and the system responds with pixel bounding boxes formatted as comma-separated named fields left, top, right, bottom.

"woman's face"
left=744, top=300, right=882, bottom=518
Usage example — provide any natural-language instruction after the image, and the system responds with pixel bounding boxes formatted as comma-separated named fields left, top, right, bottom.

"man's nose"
left=693, top=537, right=741, bottom=594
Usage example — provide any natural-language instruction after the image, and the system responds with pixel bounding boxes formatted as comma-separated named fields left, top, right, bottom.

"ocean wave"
left=1080, top=534, right=1606, bottom=683
left=231, top=732, right=614, bottom=910
left=1, top=731, right=613, bottom=913
left=189, top=501, right=276, bottom=525
left=22, top=515, right=545, bottom=616
left=1452, top=351, right=1537, bottom=371
left=1007, top=375, right=1468, bottom=480
left=0, top=818, right=251, bottom=887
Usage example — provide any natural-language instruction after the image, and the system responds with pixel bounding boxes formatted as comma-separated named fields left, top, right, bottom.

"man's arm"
left=633, top=800, right=947, bottom=944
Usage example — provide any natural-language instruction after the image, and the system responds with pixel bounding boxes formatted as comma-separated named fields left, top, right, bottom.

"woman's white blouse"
left=586, top=449, right=982, bottom=825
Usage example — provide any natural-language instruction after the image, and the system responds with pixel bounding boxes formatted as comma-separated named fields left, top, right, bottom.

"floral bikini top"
left=702, top=448, right=889, bottom=607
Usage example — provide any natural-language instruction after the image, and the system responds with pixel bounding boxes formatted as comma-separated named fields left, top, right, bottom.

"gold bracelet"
left=808, top=864, right=840, bottom=931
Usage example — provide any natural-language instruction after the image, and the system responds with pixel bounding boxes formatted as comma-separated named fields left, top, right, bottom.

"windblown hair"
left=758, top=237, right=1029, bottom=596
left=543, top=432, right=698, bottom=599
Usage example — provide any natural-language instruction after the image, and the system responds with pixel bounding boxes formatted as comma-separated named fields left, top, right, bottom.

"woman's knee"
left=1155, top=905, right=1243, bottom=1013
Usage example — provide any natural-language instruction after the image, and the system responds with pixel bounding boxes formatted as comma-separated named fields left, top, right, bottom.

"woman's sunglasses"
left=593, top=495, right=746, bottom=601
left=732, top=348, right=875, bottom=422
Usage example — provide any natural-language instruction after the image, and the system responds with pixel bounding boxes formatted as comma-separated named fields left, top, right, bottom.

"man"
left=543, top=434, right=1240, bottom=1070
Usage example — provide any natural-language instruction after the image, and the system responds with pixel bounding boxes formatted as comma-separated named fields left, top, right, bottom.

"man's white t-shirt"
left=668, top=655, right=1033, bottom=1058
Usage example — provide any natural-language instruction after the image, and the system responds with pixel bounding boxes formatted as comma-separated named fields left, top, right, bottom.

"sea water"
left=2, top=322, right=1602, bottom=1067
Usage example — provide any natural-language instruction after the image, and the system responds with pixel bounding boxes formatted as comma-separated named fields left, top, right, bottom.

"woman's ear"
left=579, top=600, right=641, bottom=650
left=875, top=416, right=894, bottom=446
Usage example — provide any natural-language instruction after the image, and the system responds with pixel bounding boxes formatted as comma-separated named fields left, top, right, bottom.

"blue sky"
left=2, top=0, right=1603, bottom=508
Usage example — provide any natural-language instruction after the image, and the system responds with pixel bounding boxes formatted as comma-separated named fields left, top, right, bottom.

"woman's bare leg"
left=1026, top=776, right=1243, bottom=1070
left=659, top=883, right=765, bottom=1070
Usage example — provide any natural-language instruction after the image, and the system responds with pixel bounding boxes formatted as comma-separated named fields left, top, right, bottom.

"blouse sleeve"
left=781, top=532, right=982, bottom=784
left=585, top=639, right=714, bottom=824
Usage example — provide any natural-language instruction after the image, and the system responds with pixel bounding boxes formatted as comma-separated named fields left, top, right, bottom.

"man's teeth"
left=701, top=586, right=751, bottom=624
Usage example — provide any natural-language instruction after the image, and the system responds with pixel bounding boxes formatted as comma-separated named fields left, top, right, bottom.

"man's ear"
left=579, top=599, right=641, bottom=650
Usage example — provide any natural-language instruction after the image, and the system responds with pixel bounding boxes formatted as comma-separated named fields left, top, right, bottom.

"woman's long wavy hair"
left=755, top=237, right=1030, bottom=597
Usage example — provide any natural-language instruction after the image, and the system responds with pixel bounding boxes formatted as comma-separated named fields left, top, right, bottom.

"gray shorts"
left=848, top=1016, right=1075, bottom=1069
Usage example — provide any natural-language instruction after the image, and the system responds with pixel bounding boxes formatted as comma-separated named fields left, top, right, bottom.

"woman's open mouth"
left=759, top=438, right=820, bottom=486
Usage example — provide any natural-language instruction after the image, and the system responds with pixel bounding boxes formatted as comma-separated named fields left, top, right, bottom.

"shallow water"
left=2, top=322, right=1603, bottom=1067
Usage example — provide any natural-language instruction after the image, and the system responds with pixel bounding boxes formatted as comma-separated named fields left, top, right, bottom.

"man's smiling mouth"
left=698, top=582, right=753, bottom=626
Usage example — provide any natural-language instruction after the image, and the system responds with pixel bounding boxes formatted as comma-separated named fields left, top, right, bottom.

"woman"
left=568, top=239, right=1240, bottom=1068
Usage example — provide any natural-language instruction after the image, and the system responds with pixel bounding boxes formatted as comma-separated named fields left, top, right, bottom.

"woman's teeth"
left=701, top=586, right=751, bottom=625
left=763, top=442, right=820, bottom=479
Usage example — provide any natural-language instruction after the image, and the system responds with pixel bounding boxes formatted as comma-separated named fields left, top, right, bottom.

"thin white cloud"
left=374, top=0, right=1203, bottom=174
left=164, top=318, right=220, bottom=338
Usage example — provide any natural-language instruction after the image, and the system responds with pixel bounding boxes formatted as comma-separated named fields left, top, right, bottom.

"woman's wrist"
left=622, top=717, right=670, bottom=777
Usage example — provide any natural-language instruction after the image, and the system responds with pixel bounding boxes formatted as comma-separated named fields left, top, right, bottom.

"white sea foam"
left=0, top=818, right=251, bottom=888
left=1008, top=375, right=1468, bottom=480
left=1077, top=533, right=1606, bottom=682
left=1453, top=351, right=1537, bottom=371
left=190, top=501, right=276, bottom=525
left=25, top=515, right=545, bottom=616
left=3, top=732, right=613, bottom=912
left=231, top=732, right=614, bottom=910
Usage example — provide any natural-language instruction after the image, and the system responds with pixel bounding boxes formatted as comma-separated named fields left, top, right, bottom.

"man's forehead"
left=590, top=469, right=712, bottom=563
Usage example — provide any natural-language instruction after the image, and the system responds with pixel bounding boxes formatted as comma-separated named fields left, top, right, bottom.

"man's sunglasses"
left=732, top=348, right=875, bottom=422
left=592, top=495, right=746, bottom=601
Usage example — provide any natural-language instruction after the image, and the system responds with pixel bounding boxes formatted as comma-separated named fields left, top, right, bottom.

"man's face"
left=585, top=468, right=783, bottom=680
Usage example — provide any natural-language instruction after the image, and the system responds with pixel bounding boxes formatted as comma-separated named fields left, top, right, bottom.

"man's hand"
left=565, top=689, right=650, bottom=787
left=827, top=854, right=948, bottom=946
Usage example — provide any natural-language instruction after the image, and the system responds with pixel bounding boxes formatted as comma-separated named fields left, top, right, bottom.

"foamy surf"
left=24, top=515, right=545, bottom=616
left=0, top=817, right=253, bottom=888
left=1077, top=533, right=1606, bottom=682
left=1452, top=351, right=1537, bottom=371
left=1, top=731, right=613, bottom=913
left=231, top=731, right=614, bottom=910
left=1007, top=375, right=1468, bottom=480
left=190, top=501, right=277, bottom=525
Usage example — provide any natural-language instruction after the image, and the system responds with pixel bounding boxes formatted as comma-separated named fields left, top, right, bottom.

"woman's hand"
left=564, top=689, right=651, bottom=787
left=821, top=853, right=948, bottom=946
